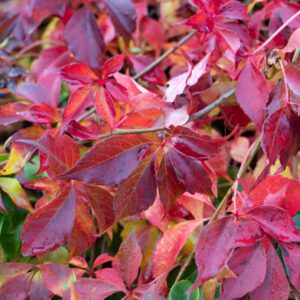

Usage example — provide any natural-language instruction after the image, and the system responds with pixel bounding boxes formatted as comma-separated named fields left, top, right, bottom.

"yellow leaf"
left=0, top=178, right=32, bottom=211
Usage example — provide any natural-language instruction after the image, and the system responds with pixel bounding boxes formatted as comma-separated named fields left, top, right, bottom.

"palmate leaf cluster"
left=0, top=0, right=300, bottom=299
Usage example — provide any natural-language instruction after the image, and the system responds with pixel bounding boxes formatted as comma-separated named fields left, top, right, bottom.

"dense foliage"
left=1, top=0, right=300, bottom=299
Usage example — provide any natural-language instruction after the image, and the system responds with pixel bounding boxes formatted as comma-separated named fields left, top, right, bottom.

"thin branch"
left=253, top=10, right=300, bottom=56
left=133, top=30, right=197, bottom=80
left=93, top=89, right=234, bottom=138
left=232, top=136, right=261, bottom=212
left=76, top=30, right=197, bottom=123
left=187, top=89, right=235, bottom=123
left=292, top=49, right=300, bottom=63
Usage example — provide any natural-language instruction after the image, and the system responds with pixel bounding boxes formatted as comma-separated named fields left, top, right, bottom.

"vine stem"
left=253, top=10, right=300, bottom=56
left=93, top=88, right=234, bottom=138
left=76, top=30, right=197, bottom=122
left=174, top=135, right=262, bottom=284
left=232, top=136, right=262, bottom=212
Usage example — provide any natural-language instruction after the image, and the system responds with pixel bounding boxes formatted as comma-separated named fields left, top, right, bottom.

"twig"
left=292, top=49, right=300, bottom=63
left=187, top=89, right=235, bottom=123
left=253, top=10, right=300, bottom=55
left=93, top=89, right=234, bottom=138
left=133, top=30, right=197, bottom=80
left=76, top=30, right=197, bottom=123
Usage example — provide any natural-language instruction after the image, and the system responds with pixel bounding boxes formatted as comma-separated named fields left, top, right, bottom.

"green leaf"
left=169, top=280, right=199, bottom=300
left=294, top=211, right=300, bottom=230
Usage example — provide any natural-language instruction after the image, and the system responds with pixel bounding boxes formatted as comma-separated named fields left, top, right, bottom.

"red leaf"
left=0, top=14, right=18, bottom=42
left=68, top=278, right=124, bottom=300
left=285, top=62, right=300, bottom=96
left=21, top=184, right=76, bottom=256
left=222, top=242, right=267, bottom=300
left=60, top=63, right=98, bottom=85
left=102, top=54, right=124, bottom=78
left=30, top=0, right=67, bottom=22
left=249, top=238, right=290, bottom=299
left=68, top=195, right=95, bottom=255
left=218, top=1, right=248, bottom=20
left=94, top=268, right=127, bottom=293
left=262, top=107, right=291, bottom=166
left=140, top=17, right=165, bottom=53
left=152, top=220, right=202, bottom=278
left=17, top=103, right=59, bottom=124
left=0, top=102, right=27, bottom=125
left=66, top=120, right=98, bottom=141
left=158, top=148, right=213, bottom=208
left=280, top=243, right=300, bottom=290
left=29, top=271, right=53, bottom=300
left=129, top=54, right=167, bottom=85
left=36, top=131, right=80, bottom=177
left=83, top=184, right=114, bottom=234
left=60, top=134, right=153, bottom=185
left=104, top=0, right=137, bottom=38
left=15, top=83, right=55, bottom=106
left=232, top=219, right=264, bottom=247
left=65, top=7, right=105, bottom=69
left=283, top=28, right=300, bottom=52
left=39, top=263, right=75, bottom=297
left=62, top=86, right=93, bottom=125
left=235, top=60, right=269, bottom=128
left=113, top=154, right=157, bottom=219
left=249, top=175, right=300, bottom=216
left=245, top=206, right=300, bottom=243
left=116, top=232, right=142, bottom=288
left=192, top=217, right=235, bottom=288
left=93, top=253, right=114, bottom=269
left=0, top=263, right=32, bottom=286
left=0, top=273, right=32, bottom=300
left=95, top=86, right=116, bottom=129
left=221, top=105, right=251, bottom=129
left=170, top=126, right=222, bottom=160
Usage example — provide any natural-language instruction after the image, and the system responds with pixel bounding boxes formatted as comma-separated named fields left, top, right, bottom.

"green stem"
left=292, top=49, right=300, bottom=63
